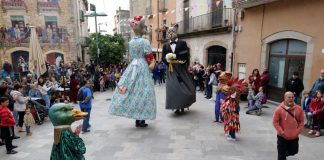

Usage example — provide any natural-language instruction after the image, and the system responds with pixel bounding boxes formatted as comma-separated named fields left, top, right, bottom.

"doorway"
left=207, top=45, right=226, bottom=70
left=268, top=39, right=306, bottom=102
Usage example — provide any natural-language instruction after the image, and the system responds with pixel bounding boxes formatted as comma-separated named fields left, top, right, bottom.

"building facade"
left=233, top=0, right=324, bottom=101
left=114, top=7, right=131, bottom=42
left=175, top=0, right=234, bottom=71
left=129, top=0, right=176, bottom=61
left=0, top=0, right=89, bottom=71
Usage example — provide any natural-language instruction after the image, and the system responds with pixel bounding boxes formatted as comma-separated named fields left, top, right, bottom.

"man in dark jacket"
left=310, top=69, right=324, bottom=97
left=286, top=72, right=304, bottom=103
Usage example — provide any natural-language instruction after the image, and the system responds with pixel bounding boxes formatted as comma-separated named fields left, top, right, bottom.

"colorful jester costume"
left=220, top=74, right=246, bottom=140
left=49, top=103, right=88, bottom=160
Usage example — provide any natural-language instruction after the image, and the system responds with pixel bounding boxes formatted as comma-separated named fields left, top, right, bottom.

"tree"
left=87, top=33, right=126, bottom=65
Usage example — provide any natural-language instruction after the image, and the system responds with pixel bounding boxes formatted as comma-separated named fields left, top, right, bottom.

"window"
left=238, top=63, right=246, bottom=80
left=10, top=16, right=25, bottom=39
left=45, top=16, right=58, bottom=29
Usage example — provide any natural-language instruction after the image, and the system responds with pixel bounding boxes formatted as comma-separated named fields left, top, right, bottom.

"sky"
left=87, top=0, right=130, bottom=35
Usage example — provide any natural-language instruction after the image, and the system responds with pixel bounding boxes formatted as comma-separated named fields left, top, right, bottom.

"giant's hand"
left=119, top=86, right=126, bottom=94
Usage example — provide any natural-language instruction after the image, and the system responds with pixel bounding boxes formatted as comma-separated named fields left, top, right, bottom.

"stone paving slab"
left=0, top=84, right=323, bottom=160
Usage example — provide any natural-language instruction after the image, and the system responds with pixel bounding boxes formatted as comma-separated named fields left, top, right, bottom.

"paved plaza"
left=1, top=85, right=323, bottom=160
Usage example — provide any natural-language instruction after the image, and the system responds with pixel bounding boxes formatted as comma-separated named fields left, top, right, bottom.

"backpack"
left=261, top=95, right=267, bottom=104
left=77, top=87, right=84, bottom=101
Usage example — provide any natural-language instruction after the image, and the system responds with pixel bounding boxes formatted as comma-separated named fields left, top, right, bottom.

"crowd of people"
left=0, top=59, right=130, bottom=154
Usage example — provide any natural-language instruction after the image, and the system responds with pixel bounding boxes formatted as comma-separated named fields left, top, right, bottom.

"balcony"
left=159, top=0, right=168, bottom=12
left=233, top=0, right=279, bottom=9
left=157, top=30, right=168, bottom=43
left=37, top=1, right=60, bottom=12
left=1, top=0, right=27, bottom=12
left=177, top=8, right=233, bottom=38
left=0, top=26, right=70, bottom=48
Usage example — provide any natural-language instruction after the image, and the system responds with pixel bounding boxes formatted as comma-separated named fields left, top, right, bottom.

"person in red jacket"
left=248, top=69, right=261, bottom=94
left=0, top=97, right=18, bottom=154
left=273, top=92, right=304, bottom=160
left=308, top=90, right=324, bottom=137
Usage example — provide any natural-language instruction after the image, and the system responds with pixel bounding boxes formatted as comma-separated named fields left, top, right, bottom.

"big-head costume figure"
left=162, top=24, right=196, bottom=113
left=49, top=103, right=88, bottom=160
left=109, top=16, right=157, bottom=127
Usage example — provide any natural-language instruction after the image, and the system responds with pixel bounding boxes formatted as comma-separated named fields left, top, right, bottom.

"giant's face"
left=166, top=24, right=178, bottom=41
left=131, top=19, right=146, bottom=36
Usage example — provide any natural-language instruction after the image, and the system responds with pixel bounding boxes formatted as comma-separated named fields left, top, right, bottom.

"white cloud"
left=87, top=0, right=129, bottom=35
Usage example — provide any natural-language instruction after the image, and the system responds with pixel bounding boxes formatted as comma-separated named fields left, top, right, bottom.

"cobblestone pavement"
left=1, top=85, right=323, bottom=160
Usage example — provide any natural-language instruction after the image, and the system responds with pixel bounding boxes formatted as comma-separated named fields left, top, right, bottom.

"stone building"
left=113, top=7, right=131, bottom=42
left=0, top=0, right=89, bottom=71
left=130, top=0, right=176, bottom=61
left=233, top=0, right=324, bottom=101
left=175, top=0, right=234, bottom=71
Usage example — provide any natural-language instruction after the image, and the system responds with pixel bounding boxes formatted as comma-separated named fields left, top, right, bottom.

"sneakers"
left=308, top=130, right=315, bottom=135
left=7, top=150, right=18, bottom=154
left=226, top=137, right=236, bottom=141
left=81, top=129, right=90, bottom=134
left=315, top=131, right=321, bottom=137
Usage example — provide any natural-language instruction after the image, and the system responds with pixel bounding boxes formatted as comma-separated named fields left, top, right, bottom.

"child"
left=246, top=87, right=265, bottom=116
left=246, top=84, right=255, bottom=108
left=24, top=107, right=35, bottom=136
left=0, top=97, right=18, bottom=154
left=308, top=90, right=324, bottom=137
left=302, top=91, right=311, bottom=128
left=99, top=75, right=105, bottom=92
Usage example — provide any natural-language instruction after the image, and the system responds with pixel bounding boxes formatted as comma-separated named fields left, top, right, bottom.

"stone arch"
left=44, top=50, right=66, bottom=66
left=3, top=47, right=30, bottom=72
left=261, top=30, right=314, bottom=90
left=203, top=41, right=229, bottom=69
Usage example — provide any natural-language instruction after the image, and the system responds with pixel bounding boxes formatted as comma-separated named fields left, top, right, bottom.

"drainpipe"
left=157, top=0, right=160, bottom=60
left=231, top=7, right=237, bottom=73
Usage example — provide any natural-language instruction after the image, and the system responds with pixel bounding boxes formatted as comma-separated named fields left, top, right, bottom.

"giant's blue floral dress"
left=109, top=37, right=156, bottom=120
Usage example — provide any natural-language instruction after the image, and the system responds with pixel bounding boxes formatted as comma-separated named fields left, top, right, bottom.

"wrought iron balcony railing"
left=37, top=1, right=60, bottom=12
left=177, top=8, right=233, bottom=35
left=1, top=0, right=27, bottom=12
left=233, top=0, right=279, bottom=8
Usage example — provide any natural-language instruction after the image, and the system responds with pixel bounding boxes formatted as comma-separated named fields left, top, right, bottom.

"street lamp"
left=85, top=4, right=107, bottom=65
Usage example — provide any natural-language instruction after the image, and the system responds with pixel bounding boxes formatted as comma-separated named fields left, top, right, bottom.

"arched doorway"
left=268, top=39, right=306, bottom=102
left=207, top=46, right=226, bottom=70
left=11, top=50, right=29, bottom=72
left=47, top=52, right=64, bottom=67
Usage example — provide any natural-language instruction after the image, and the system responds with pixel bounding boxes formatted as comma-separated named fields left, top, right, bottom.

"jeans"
left=277, top=135, right=299, bottom=160
left=81, top=108, right=91, bottom=131
left=17, top=111, right=25, bottom=128
left=246, top=105, right=261, bottom=114
left=25, top=126, right=30, bottom=134
left=42, top=94, right=51, bottom=109
left=13, top=111, right=18, bottom=126
left=294, top=95, right=299, bottom=103
left=306, top=112, right=313, bottom=127
left=206, top=84, right=213, bottom=98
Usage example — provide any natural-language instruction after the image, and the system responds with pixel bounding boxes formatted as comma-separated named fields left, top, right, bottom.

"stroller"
left=28, top=98, right=49, bottom=125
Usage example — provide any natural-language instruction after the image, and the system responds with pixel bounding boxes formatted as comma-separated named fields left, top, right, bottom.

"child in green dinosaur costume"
left=49, top=103, right=88, bottom=160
